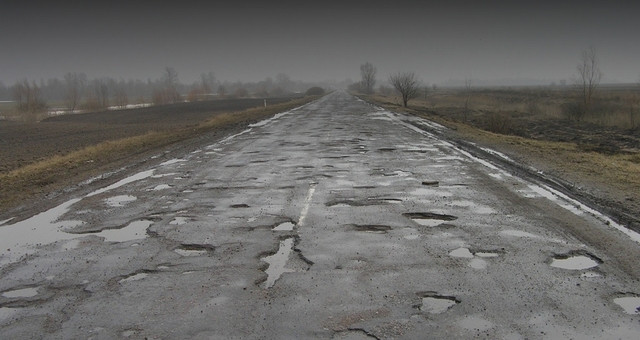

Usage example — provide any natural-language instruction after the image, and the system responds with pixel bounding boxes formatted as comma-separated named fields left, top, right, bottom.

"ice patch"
left=550, top=255, right=600, bottom=270
left=501, top=230, right=539, bottom=238
left=273, top=222, right=295, bottom=231
left=119, top=273, right=148, bottom=283
left=170, top=217, right=190, bottom=225
left=262, top=238, right=295, bottom=288
left=151, top=184, right=171, bottom=191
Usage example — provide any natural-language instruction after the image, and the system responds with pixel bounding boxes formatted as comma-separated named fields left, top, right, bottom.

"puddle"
left=613, top=296, right=640, bottom=315
left=118, top=273, right=148, bottom=284
left=500, top=230, right=539, bottom=238
left=475, top=252, right=500, bottom=258
left=550, top=252, right=601, bottom=270
left=151, top=184, right=171, bottom=191
left=273, top=222, right=296, bottom=231
left=174, top=244, right=214, bottom=257
left=2, top=287, right=39, bottom=298
left=418, top=293, right=459, bottom=314
left=262, top=238, right=295, bottom=288
left=105, top=195, right=137, bottom=207
left=87, top=169, right=155, bottom=197
left=449, top=247, right=474, bottom=258
left=352, top=225, right=392, bottom=234
left=0, top=218, right=14, bottom=226
left=580, top=272, right=601, bottom=278
left=159, top=158, right=186, bottom=166
left=91, top=220, right=153, bottom=242
left=0, top=198, right=84, bottom=265
left=170, top=217, right=190, bottom=225
left=404, top=212, right=457, bottom=227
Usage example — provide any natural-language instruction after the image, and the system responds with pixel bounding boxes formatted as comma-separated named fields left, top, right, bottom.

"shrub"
left=305, top=87, right=325, bottom=96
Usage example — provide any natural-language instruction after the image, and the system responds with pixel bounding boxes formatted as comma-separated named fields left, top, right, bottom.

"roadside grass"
left=363, top=93, right=640, bottom=205
left=0, top=96, right=317, bottom=212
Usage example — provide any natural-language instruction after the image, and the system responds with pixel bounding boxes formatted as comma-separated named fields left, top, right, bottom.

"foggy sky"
left=1, top=0, right=639, bottom=87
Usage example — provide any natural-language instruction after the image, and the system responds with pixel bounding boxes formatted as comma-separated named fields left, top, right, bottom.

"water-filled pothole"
left=174, top=244, right=215, bottom=257
left=416, top=292, right=460, bottom=314
left=422, top=180, right=439, bottom=186
left=273, top=222, right=296, bottom=231
left=105, top=195, right=137, bottom=207
left=550, top=251, right=602, bottom=270
left=403, top=212, right=457, bottom=227
left=260, top=237, right=311, bottom=288
left=352, top=225, right=392, bottom=234
left=613, top=295, right=640, bottom=315
left=1, top=287, right=39, bottom=298
left=89, top=220, right=153, bottom=242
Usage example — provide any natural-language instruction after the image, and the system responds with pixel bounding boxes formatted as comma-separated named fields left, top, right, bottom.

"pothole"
left=174, top=244, right=215, bottom=257
left=170, top=217, right=190, bottom=225
left=422, top=180, right=439, bottom=186
left=105, top=195, right=137, bottom=207
left=449, top=247, right=474, bottom=258
left=416, top=292, right=460, bottom=314
left=260, top=237, right=311, bottom=288
left=89, top=220, right=154, bottom=242
left=118, top=273, right=149, bottom=284
left=403, top=212, right=457, bottom=227
left=1, top=287, right=40, bottom=298
left=151, top=184, right=172, bottom=191
left=230, top=204, right=250, bottom=208
left=351, top=225, right=392, bottom=234
left=613, top=295, right=640, bottom=315
left=273, top=222, right=296, bottom=231
left=550, top=251, right=602, bottom=270
left=377, top=148, right=396, bottom=152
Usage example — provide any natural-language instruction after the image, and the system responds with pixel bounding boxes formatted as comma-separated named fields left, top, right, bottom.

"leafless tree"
left=218, top=85, right=227, bottom=98
left=360, top=62, right=376, bottom=94
left=11, top=79, right=46, bottom=120
left=389, top=72, right=420, bottom=107
left=88, top=78, right=109, bottom=109
left=64, top=72, right=86, bottom=112
left=113, top=80, right=128, bottom=109
left=577, top=46, right=602, bottom=117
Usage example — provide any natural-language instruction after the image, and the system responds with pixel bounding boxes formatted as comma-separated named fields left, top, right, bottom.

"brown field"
left=363, top=86, right=640, bottom=230
left=0, top=96, right=314, bottom=213
left=0, top=97, right=298, bottom=173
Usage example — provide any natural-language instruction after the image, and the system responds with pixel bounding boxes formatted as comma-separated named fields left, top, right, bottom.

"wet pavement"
left=1, top=92, right=640, bottom=338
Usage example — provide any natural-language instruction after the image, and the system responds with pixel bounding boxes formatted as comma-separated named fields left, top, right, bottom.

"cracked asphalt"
left=1, top=92, right=640, bottom=339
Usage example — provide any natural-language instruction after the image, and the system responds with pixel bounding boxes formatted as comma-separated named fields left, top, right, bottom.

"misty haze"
left=1, top=1, right=639, bottom=338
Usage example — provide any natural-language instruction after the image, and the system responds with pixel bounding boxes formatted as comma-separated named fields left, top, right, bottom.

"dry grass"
left=0, top=96, right=316, bottom=212
left=364, top=92, right=640, bottom=215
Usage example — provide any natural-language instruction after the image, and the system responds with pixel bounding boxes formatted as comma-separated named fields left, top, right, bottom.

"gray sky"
left=1, top=0, right=638, bottom=86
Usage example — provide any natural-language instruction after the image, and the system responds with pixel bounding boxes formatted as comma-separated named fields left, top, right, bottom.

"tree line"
left=1, top=68, right=321, bottom=115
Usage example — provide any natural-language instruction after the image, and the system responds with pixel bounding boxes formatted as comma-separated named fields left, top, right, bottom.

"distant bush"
left=560, top=101, right=586, bottom=121
left=483, top=112, right=515, bottom=135
left=305, top=87, right=325, bottom=96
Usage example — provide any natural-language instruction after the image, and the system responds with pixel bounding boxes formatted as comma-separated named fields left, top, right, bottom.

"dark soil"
left=0, top=97, right=297, bottom=173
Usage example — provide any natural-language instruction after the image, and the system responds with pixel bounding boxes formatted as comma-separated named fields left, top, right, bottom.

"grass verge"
left=0, top=96, right=317, bottom=213
left=362, top=94, right=640, bottom=227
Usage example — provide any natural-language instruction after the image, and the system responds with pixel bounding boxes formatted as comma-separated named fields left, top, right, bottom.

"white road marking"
left=298, top=184, right=317, bottom=226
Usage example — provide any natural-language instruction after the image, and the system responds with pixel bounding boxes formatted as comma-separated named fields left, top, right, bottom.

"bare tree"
left=389, top=72, right=420, bottom=107
left=577, top=46, right=602, bottom=118
left=360, top=62, right=376, bottom=94
left=113, top=80, right=128, bottom=109
left=11, top=79, right=46, bottom=121
left=64, top=72, right=86, bottom=112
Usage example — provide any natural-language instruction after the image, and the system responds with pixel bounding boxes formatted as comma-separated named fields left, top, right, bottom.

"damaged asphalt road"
left=1, top=91, right=640, bottom=339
